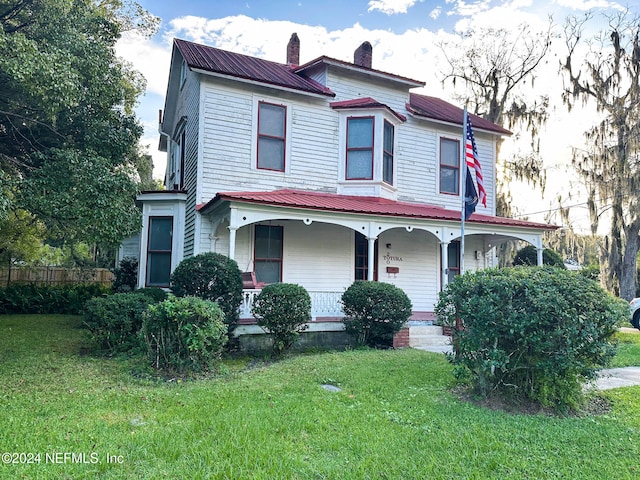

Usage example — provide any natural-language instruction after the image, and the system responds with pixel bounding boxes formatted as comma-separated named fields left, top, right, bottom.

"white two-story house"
left=132, top=34, right=555, bottom=343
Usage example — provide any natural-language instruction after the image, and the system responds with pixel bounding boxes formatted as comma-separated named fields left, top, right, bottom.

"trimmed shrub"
left=113, top=257, right=138, bottom=292
left=142, top=296, right=228, bottom=373
left=0, top=283, right=110, bottom=315
left=252, top=283, right=311, bottom=355
left=83, top=293, right=153, bottom=353
left=513, top=245, right=565, bottom=268
left=170, top=253, right=243, bottom=330
left=341, top=281, right=412, bottom=348
left=135, top=287, right=168, bottom=303
left=435, top=267, right=628, bottom=412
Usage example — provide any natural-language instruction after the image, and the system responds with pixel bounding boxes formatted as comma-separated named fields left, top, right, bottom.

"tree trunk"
left=620, top=221, right=640, bottom=301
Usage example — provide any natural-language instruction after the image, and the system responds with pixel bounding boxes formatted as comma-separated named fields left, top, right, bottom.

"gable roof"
left=174, top=38, right=334, bottom=97
left=407, top=94, right=511, bottom=136
left=198, top=189, right=555, bottom=230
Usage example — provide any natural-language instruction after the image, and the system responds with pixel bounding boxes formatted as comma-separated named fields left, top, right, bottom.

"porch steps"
left=409, top=325, right=452, bottom=353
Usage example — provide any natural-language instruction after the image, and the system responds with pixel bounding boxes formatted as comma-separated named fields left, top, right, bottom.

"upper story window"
left=257, top=101, right=286, bottom=172
left=439, top=137, right=460, bottom=195
left=180, top=60, right=187, bottom=88
left=383, top=121, right=394, bottom=184
left=346, top=116, right=374, bottom=180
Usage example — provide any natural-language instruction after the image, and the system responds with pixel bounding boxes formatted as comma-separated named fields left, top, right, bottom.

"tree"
left=0, top=0, right=158, bottom=247
left=439, top=21, right=555, bottom=217
left=561, top=10, right=640, bottom=299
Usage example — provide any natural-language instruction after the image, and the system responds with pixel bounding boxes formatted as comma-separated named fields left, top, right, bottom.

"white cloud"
left=555, top=0, right=625, bottom=10
left=430, top=6, right=442, bottom=19
left=116, top=31, right=172, bottom=96
left=367, top=0, right=417, bottom=15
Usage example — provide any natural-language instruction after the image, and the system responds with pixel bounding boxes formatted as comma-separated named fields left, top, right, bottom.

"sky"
left=116, top=0, right=634, bottom=230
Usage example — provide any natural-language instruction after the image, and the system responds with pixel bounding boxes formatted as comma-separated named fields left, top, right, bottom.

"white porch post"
left=367, top=236, right=376, bottom=281
left=440, top=241, right=449, bottom=289
left=228, top=226, right=238, bottom=261
left=536, top=246, right=544, bottom=266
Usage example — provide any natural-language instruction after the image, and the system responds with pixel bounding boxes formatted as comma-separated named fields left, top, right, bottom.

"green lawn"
left=1, top=315, right=640, bottom=479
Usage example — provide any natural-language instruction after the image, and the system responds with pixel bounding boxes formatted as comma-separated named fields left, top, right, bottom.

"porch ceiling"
left=197, top=189, right=557, bottom=232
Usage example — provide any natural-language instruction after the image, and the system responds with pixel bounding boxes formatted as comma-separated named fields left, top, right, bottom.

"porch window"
left=146, top=216, right=173, bottom=287
left=440, top=137, right=460, bottom=194
left=447, top=240, right=460, bottom=284
left=346, top=116, right=374, bottom=180
left=354, top=232, right=378, bottom=281
left=257, top=102, right=286, bottom=171
left=383, top=120, right=394, bottom=184
left=254, top=225, right=283, bottom=284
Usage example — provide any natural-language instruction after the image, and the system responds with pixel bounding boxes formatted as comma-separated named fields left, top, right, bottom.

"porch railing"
left=240, top=289, right=343, bottom=320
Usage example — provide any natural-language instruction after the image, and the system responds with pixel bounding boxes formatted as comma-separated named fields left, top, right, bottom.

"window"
left=447, top=241, right=460, bottom=285
left=254, top=225, right=283, bottom=284
left=257, top=102, right=286, bottom=171
left=354, top=232, right=378, bottom=281
left=383, top=120, right=394, bottom=184
left=346, top=116, right=374, bottom=180
left=146, top=217, right=173, bottom=287
left=440, top=137, right=460, bottom=194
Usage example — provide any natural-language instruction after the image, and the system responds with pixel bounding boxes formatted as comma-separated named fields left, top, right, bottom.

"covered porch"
left=197, top=189, right=556, bottom=326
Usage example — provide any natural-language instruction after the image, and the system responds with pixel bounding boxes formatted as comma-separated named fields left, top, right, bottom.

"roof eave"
left=192, top=68, right=335, bottom=98
left=405, top=106, right=512, bottom=137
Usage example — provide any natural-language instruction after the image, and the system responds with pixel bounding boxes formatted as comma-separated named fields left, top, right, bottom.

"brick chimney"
left=287, top=33, right=300, bottom=66
left=354, top=41, right=372, bottom=68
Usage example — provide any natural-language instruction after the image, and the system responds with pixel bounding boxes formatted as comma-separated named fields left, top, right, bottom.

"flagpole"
left=460, top=107, right=468, bottom=275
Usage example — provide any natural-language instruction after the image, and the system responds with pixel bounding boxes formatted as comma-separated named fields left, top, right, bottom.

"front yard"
left=1, top=314, right=640, bottom=479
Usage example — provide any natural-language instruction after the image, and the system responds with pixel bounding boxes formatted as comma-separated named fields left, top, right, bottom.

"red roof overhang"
left=330, top=97, right=407, bottom=122
left=197, top=189, right=557, bottom=230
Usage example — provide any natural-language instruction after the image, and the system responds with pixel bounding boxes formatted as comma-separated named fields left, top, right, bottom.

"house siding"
left=182, top=71, right=201, bottom=258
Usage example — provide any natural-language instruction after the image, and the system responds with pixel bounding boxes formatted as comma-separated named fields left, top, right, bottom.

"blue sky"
left=118, top=0, right=633, bottom=228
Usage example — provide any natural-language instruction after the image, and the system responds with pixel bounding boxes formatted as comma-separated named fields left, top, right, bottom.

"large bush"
left=135, top=287, right=168, bottom=303
left=252, top=283, right=311, bottom=355
left=83, top=293, right=153, bottom=354
left=0, top=283, right=109, bottom=315
left=142, top=296, right=228, bottom=373
left=435, top=267, right=628, bottom=412
left=341, top=281, right=412, bottom=347
left=170, top=253, right=243, bottom=330
left=513, top=245, right=565, bottom=268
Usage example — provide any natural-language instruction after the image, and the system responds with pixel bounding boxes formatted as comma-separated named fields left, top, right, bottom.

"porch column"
left=228, top=226, right=238, bottom=261
left=440, top=241, right=449, bottom=289
left=367, top=236, right=376, bottom=281
left=536, top=247, right=544, bottom=266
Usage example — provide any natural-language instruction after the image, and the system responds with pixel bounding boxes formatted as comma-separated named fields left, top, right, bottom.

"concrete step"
left=408, top=325, right=451, bottom=349
left=409, top=325, right=443, bottom=336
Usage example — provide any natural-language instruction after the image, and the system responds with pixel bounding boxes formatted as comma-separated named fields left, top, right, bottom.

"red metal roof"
left=407, top=94, right=512, bottom=136
left=330, top=97, right=407, bottom=122
left=174, top=38, right=334, bottom=97
left=198, top=189, right=555, bottom=230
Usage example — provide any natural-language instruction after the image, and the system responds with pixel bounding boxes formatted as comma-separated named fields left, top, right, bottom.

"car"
left=631, top=298, right=640, bottom=329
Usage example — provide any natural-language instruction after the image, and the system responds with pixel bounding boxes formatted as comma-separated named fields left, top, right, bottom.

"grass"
left=1, top=315, right=640, bottom=479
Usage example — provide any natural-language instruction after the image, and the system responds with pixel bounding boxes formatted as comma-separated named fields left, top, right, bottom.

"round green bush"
left=513, top=245, right=565, bottom=268
left=434, top=267, right=629, bottom=412
left=341, top=281, right=412, bottom=347
left=252, top=283, right=311, bottom=355
left=135, top=287, right=168, bottom=303
left=170, top=253, right=243, bottom=329
left=142, top=296, right=228, bottom=373
left=83, top=292, right=153, bottom=353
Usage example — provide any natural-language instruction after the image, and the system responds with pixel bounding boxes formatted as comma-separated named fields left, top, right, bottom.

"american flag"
left=465, top=115, right=487, bottom=208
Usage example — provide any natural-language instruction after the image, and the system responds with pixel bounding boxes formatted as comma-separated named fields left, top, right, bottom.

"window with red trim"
left=439, top=137, right=460, bottom=194
left=145, top=216, right=173, bottom=287
left=257, top=102, right=286, bottom=171
left=254, top=225, right=283, bottom=284
left=383, top=120, right=394, bottom=184
left=346, top=116, right=374, bottom=180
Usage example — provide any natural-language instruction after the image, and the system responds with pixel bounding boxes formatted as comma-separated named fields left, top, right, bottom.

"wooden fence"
left=0, top=267, right=114, bottom=287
